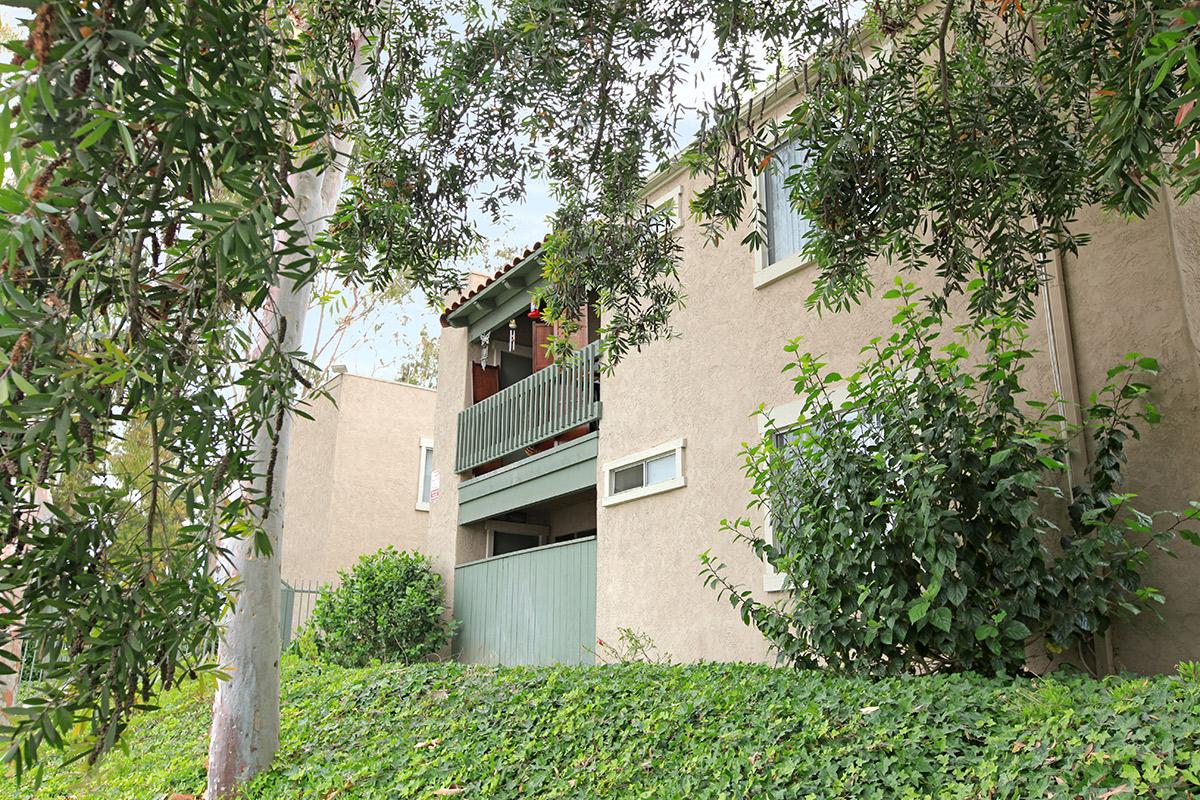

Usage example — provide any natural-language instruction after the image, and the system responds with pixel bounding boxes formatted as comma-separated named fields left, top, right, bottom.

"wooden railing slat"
left=455, top=341, right=601, bottom=473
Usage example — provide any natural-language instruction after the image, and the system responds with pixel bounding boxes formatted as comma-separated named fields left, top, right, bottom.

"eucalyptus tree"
left=0, top=1, right=462, bottom=793
left=1, top=0, right=1198, bottom=795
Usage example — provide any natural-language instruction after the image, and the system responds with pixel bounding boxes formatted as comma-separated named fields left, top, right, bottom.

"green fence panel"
left=453, top=537, right=596, bottom=666
left=280, top=580, right=320, bottom=652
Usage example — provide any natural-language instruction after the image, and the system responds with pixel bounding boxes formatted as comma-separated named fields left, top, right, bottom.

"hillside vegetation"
left=2, top=659, right=1198, bottom=799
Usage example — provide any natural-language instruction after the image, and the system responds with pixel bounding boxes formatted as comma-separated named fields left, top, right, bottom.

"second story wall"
left=281, top=374, right=438, bottom=586
left=590, top=147, right=1200, bottom=670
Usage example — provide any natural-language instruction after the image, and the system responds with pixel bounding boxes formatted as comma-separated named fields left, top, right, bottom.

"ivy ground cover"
left=3, top=659, right=1197, bottom=799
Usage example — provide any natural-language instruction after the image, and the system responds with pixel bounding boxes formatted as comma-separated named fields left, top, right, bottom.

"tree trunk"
left=206, top=45, right=368, bottom=800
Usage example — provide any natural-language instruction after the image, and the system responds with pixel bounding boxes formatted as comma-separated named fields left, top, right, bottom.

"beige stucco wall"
left=1067, top=201, right=1200, bottom=671
left=586, top=161, right=1200, bottom=670
left=426, top=132, right=1200, bottom=675
left=425, top=325, right=484, bottom=600
left=281, top=374, right=437, bottom=587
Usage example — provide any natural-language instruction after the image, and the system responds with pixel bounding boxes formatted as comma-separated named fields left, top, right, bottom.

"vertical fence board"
left=279, top=580, right=320, bottom=652
left=452, top=537, right=596, bottom=666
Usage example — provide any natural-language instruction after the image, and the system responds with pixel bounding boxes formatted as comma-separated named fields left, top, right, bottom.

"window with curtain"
left=416, top=439, right=434, bottom=510
left=762, top=141, right=812, bottom=268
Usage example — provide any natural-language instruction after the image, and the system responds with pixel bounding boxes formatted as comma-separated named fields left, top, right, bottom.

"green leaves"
left=8, top=660, right=1200, bottom=800
left=928, top=607, right=953, bottom=633
left=709, top=296, right=1197, bottom=677
left=308, top=547, right=455, bottom=668
left=0, top=0, right=423, bottom=776
left=974, top=623, right=999, bottom=642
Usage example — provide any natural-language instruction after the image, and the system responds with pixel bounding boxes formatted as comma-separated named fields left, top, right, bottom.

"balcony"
left=455, top=340, right=602, bottom=474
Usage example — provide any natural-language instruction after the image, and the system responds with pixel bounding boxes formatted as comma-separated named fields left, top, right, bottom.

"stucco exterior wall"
left=281, top=374, right=437, bottom=586
left=1065, top=203, right=1200, bottom=672
left=425, top=325, right=486, bottom=599
left=427, top=138, right=1200, bottom=675
left=585, top=160, right=1200, bottom=670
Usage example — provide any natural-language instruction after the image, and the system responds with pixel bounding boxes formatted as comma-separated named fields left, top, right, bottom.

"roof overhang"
left=443, top=245, right=546, bottom=339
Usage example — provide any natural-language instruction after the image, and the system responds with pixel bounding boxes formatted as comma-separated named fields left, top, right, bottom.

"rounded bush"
left=310, top=547, right=453, bottom=667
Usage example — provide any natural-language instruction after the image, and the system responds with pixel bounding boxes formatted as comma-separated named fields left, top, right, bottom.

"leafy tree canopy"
left=1, top=0, right=1198, bottom=775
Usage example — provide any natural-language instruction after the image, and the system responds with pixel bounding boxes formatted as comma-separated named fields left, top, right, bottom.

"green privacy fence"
left=453, top=536, right=597, bottom=666
left=456, top=340, right=602, bottom=473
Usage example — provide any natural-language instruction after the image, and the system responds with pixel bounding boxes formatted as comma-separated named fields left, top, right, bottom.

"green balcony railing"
left=456, top=340, right=602, bottom=473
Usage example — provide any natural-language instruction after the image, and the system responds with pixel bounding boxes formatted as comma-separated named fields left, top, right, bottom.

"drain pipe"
left=1041, top=245, right=1116, bottom=676
left=1023, top=14, right=1115, bottom=676
left=1040, top=250, right=1087, bottom=485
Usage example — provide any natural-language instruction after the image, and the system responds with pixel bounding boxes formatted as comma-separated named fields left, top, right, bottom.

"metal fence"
left=280, top=579, right=320, bottom=650
left=16, top=640, right=41, bottom=685
left=10, top=580, right=320, bottom=694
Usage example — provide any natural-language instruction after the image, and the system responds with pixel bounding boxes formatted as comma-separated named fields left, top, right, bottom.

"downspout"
left=1041, top=245, right=1116, bottom=676
left=1040, top=249, right=1087, bottom=484
left=1023, top=14, right=1115, bottom=676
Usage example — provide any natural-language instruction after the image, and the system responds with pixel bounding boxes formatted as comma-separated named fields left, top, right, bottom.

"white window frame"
left=485, top=521, right=550, bottom=557
left=758, top=399, right=805, bottom=592
left=601, top=437, right=686, bottom=507
left=648, top=184, right=685, bottom=232
left=757, top=388, right=859, bottom=591
left=415, top=436, right=435, bottom=511
left=753, top=143, right=815, bottom=290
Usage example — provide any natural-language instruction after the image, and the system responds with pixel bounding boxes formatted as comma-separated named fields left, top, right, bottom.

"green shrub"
left=705, top=282, right=1199, bottom=676
left=310, top=547, right=453, bottom=667
left=5, top=660, right=1198, bottom=799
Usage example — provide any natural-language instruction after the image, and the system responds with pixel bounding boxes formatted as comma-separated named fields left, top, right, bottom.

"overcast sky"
left=0, top=5, right=704, bottom=380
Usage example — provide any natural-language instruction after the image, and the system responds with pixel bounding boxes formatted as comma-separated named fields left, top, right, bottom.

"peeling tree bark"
left=206, top=44, right=369, bottom=800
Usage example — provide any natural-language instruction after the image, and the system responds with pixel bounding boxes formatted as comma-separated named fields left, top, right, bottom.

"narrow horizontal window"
left=613, top=463, right=645, bottom=493
left=602, top=439, right=686, bottom=506
left=644, top=452, right=677, bottom=485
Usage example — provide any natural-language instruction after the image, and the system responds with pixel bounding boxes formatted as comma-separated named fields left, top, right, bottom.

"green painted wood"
left=279, top=582, right=296, bottom=650
left=444, top=249, right=543, bottom=335
left=457, top=432, right=598, bottom=525
left=455, top=340, right=602, bottom=473
left=453, top=537, right=597, bottom=666
left=466, top=277, right=542, bottom=340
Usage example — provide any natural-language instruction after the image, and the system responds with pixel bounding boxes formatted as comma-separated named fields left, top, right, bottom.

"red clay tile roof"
left=440, top=238, right=546, bottom=326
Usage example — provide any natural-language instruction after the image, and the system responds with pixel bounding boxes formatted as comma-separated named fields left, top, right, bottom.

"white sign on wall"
left=429, top=469, right=441, bottom=502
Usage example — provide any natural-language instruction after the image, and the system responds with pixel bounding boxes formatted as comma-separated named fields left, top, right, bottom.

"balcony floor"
left=457, top=431, right=599, bottom=525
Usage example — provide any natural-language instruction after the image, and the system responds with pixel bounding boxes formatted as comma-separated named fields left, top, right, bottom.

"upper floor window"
left=647, top=185, right=684, bottom=232
left=416, top=437, right=435, bottom=511
left=755, top=141, right=812, bottom=287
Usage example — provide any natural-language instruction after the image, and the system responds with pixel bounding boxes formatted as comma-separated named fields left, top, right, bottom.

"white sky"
left=0, top=5, right=24, bottom=28
left=0, top=4, right=720, bottom=380
left=328, top=185, right=558, bottom=378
